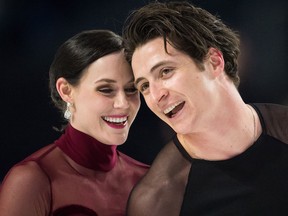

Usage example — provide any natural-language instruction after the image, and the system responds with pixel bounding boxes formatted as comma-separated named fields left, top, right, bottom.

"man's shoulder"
left=253, top=103, right=288, bottom=143
left=127, top=139, right=190, bottom=216
left=131, top=137, right=191, bottom=195
left=253, top=103, right=288, bottom=112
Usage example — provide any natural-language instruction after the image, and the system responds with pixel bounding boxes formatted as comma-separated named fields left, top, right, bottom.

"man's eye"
left=160, top=68, right=173, bottom=78
left=139, top=82, right=149, bottom=93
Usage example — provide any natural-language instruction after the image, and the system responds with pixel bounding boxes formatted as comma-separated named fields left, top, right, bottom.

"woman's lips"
left=102, top=116, right=128, bottom=129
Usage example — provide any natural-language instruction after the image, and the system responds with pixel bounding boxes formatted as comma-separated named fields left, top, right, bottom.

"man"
left=122, top=1, right=288, bottom=215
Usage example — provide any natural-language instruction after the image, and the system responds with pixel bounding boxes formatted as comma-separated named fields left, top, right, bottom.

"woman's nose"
left=113, top=92, right=129, bottom=109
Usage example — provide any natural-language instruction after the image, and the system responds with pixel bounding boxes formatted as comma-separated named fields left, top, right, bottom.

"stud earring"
left=64, top=102, right=72, bottom=120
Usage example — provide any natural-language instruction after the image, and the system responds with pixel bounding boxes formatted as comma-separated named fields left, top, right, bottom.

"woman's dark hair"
left=49, top=29, right=123, bottom=113
left=122, top=1, right=241, bottom=87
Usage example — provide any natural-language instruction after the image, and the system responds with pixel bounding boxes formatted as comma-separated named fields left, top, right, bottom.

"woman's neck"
left=55, top=124, right=118, bottom=173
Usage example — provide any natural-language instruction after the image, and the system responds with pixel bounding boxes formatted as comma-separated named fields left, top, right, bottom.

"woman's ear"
left=56, top=77, right=73, bottom=102
left=208, top=47, right=224, bottom=77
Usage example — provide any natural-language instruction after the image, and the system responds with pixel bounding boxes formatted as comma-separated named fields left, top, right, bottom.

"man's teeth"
left=164, top=101, right=183, bottom=114
left=103, top=116, right=127, bottom=123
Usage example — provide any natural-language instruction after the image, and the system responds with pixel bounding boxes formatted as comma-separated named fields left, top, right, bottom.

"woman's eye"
left=125, top=86, right=138, bottom=95
left=98, top=88, right=114, bottom=94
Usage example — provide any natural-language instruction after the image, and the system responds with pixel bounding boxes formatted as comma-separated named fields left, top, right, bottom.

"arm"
left=0, top=161, right=51, bottom=216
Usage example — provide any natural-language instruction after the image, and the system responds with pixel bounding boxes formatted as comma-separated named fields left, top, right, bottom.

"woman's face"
left=70, top=51, right=140, bottom=145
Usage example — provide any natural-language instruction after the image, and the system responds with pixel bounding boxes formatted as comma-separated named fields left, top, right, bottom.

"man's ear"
left=56, top=77, right=73, bottom=102
left=208, top=47, right=224, bottom=77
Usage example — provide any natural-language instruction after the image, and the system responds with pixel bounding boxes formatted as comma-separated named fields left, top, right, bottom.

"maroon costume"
left=1, top=124, right=149, bottom=215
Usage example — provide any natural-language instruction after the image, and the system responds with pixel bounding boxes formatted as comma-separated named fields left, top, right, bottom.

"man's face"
left=132, top=37, right=222, bottom=134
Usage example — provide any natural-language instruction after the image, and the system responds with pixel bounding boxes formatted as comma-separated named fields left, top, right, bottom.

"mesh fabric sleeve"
left=0, top=161, right=51, bottom=216
left=126, top=138, right=191, bottom=216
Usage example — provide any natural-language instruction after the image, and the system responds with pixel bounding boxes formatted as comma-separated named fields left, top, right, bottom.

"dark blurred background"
left=1, top=0, right=287, bottom=181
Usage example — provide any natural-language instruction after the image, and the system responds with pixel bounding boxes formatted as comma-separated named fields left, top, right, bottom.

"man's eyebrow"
left=134, top=60, right=172, bottom=87
left=134, top=77, right=145, bottom=87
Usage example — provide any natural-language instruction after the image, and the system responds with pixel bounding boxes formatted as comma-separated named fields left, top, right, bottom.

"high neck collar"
left=55, top=124, right=117, bottom=171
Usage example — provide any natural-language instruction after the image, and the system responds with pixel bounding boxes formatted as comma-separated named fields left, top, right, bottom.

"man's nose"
left=150, top=82, right=168, bottom=104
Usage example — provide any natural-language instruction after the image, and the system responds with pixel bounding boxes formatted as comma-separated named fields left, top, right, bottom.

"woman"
left=0, top=29, right=149, bottom=216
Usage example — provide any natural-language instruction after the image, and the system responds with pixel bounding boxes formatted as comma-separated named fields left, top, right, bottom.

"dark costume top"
left=126, top=103, right=288, bottom=216
left=0, top=124, right=149, bottom=216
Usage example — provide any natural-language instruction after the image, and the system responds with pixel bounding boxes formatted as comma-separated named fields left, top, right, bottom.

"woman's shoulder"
left=117, top=150, right=150, bottom=168
left=2, top=160, right=51, bottom=194
left=0, top=161, right=51, bottom=215
left=23, top=143, right=57, bottom=162
left=2, top=143, right=58, bottom=188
